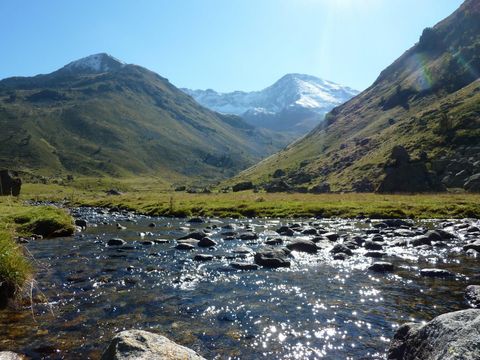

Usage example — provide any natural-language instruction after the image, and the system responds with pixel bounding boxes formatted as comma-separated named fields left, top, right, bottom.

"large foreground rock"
left=0, top=352, right=25, bottom=360
left=387, top=309, right=480, bottom=360
left=0, top=170, right=21, bottom=196
left=101, top=330, right=206, bottom=360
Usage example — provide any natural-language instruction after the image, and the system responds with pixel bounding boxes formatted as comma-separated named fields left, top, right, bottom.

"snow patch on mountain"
left=183, top=74, right=358, bottom=117
left=62, top=53, right=125, bottom=73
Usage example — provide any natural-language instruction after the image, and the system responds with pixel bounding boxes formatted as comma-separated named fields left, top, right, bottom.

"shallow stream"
left=1, top=207, right=479, bottom=359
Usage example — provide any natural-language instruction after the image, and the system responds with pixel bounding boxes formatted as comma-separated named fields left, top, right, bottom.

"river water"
left=1, top=207, right=479, bottom=359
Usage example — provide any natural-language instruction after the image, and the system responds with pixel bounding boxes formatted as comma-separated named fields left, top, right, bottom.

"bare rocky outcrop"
left=387, top=309, right=480, bottom=360
left=101, top=330, right=206, bottom=360
left=0, top=170, right=21, bottom=196
left=376, top=146, right=444, bottom=193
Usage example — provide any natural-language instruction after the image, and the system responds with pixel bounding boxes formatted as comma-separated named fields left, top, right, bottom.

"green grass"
left=0, top=197, right=74, bottom=300
left=0, top=229, right=31, bottom=300
left=20, top=182, right=480, bottom=219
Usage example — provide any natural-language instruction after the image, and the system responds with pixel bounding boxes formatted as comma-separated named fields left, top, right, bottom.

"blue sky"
left=1, top=0, right=463, bottom=92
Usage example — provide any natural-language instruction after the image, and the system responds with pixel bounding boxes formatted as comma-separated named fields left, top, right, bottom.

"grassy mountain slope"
left=231, top=0, right=480, bottom=191
left=0, top=56, right=286, bottom=183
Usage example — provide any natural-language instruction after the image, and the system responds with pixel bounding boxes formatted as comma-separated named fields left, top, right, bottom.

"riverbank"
left=20, top=182, right=480, bottom=219
left=0, top=198, right=74, bottom=303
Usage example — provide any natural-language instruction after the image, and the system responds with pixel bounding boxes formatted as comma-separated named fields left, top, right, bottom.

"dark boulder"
left=107, top=238, right=126, bottom=246
left=286, top=239, right=318, bottom=254
left=193, top=254, right=214, bottom=262
left=75, top=219, right=88, bottom=228
left=330, top=244, right=353, bottom=256
left=175, top=243, right=195, bottom=250
left=198, top=237, right=217, bottom=248
left=410, top=236, right=431, bottom=247
left=463, top=240, right=480, bottom=252
left=187, top=217, right=204, bottom=223
left=352, top=178, right=375, bottom=193
left=272, top=169, right=286, bottom=178
left=232, top=181, right=254, bottom=192
left=369, top=262, right=394, bottom=272
left=276, top=226, right=294, bottom=236
left=464, top=173, right=480, bottom=192
left=178, top=231, right=205, bottom=241
left=309, top=183, right=331, bottom=194
left=0, top=170, right=21, bottom=196
left=254, top=247, right=291, bottom=268
left=239, top=232, right=258, bottom=240
left=465, top=285, right=480, bottom=308
left=420, top=268, right=454, bottom=278
left=364, top=241, right=384, bottom=250
left=263, top=180, right=292, bottom=193
left=376, top=146, right=445, bottom=193
left=265, top=238, right=283, bottom=245
left=387, top=309, right=480, bottom=360
left=230, top=262, right=259, bottom=271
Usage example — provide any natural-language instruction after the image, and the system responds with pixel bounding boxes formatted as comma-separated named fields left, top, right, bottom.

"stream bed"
left=1, top=207, right=479, bottom=359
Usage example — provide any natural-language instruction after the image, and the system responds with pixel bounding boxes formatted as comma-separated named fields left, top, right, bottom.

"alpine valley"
left=0, top=54, right=289, bottom=184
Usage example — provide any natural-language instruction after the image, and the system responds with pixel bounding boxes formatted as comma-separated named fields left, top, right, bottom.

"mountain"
left=0, top=53, right=286, bottom=184
left=231, top=0, right=480, bottom=192
left=182, top=74, right=358, bottom=136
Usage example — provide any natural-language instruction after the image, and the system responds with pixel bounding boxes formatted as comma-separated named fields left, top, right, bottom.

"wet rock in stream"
left=101, top=329, right=206, bottom=360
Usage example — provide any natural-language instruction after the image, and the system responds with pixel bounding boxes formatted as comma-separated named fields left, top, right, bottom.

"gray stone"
left=464, top=240, right=480, bottom=253
left=178, top=232, right=205, bottom=241
left=324, top=232, right=340, bottom=241
left=330, top=244, right=353, bottom=256
left=101, top=329, right=206, bottom=360
left=410, top=236, right=431, bottom=247
left=107, top=238, right=126, bottom=246
left=465, top=285, right=480, bottom=308
left=286, top=239, right=318, bottom=254
left=239, top=232, right=259, bottom=240
left=387, top=309, right=480, bottom=360
left=0, top=352, right=25, bottom=360
left=230, top=262, right=259, bottom=271
left=198, top=237, right=217, bottom=247
left=369, top=262, right=394, bottom=272
left=365, top=251, right=386, bottom=258
left=333, top=252, right=348, bottom=260
left=254, top=247, right=291, bottom=268
left=75, top=219, right=88, bottom=228
left=175, top=243, right=195, bottom=250
left=420, top=268, right=454, bottom=278
left=265, top=238, right=283, bottom=245
left=193, top=254, right=214, bottom=262
left=364, top=241, right=383, bottom=250
left=232, top=181, right=254, bottom=192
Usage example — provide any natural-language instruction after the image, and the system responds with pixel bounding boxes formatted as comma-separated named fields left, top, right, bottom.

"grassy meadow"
left=20, top=180, right=480, bottom=219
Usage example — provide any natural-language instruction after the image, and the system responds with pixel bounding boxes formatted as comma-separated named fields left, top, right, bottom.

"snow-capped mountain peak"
left=61, top=53, right=126, bottom=74
left=182, top=74, right=359, bottom=134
